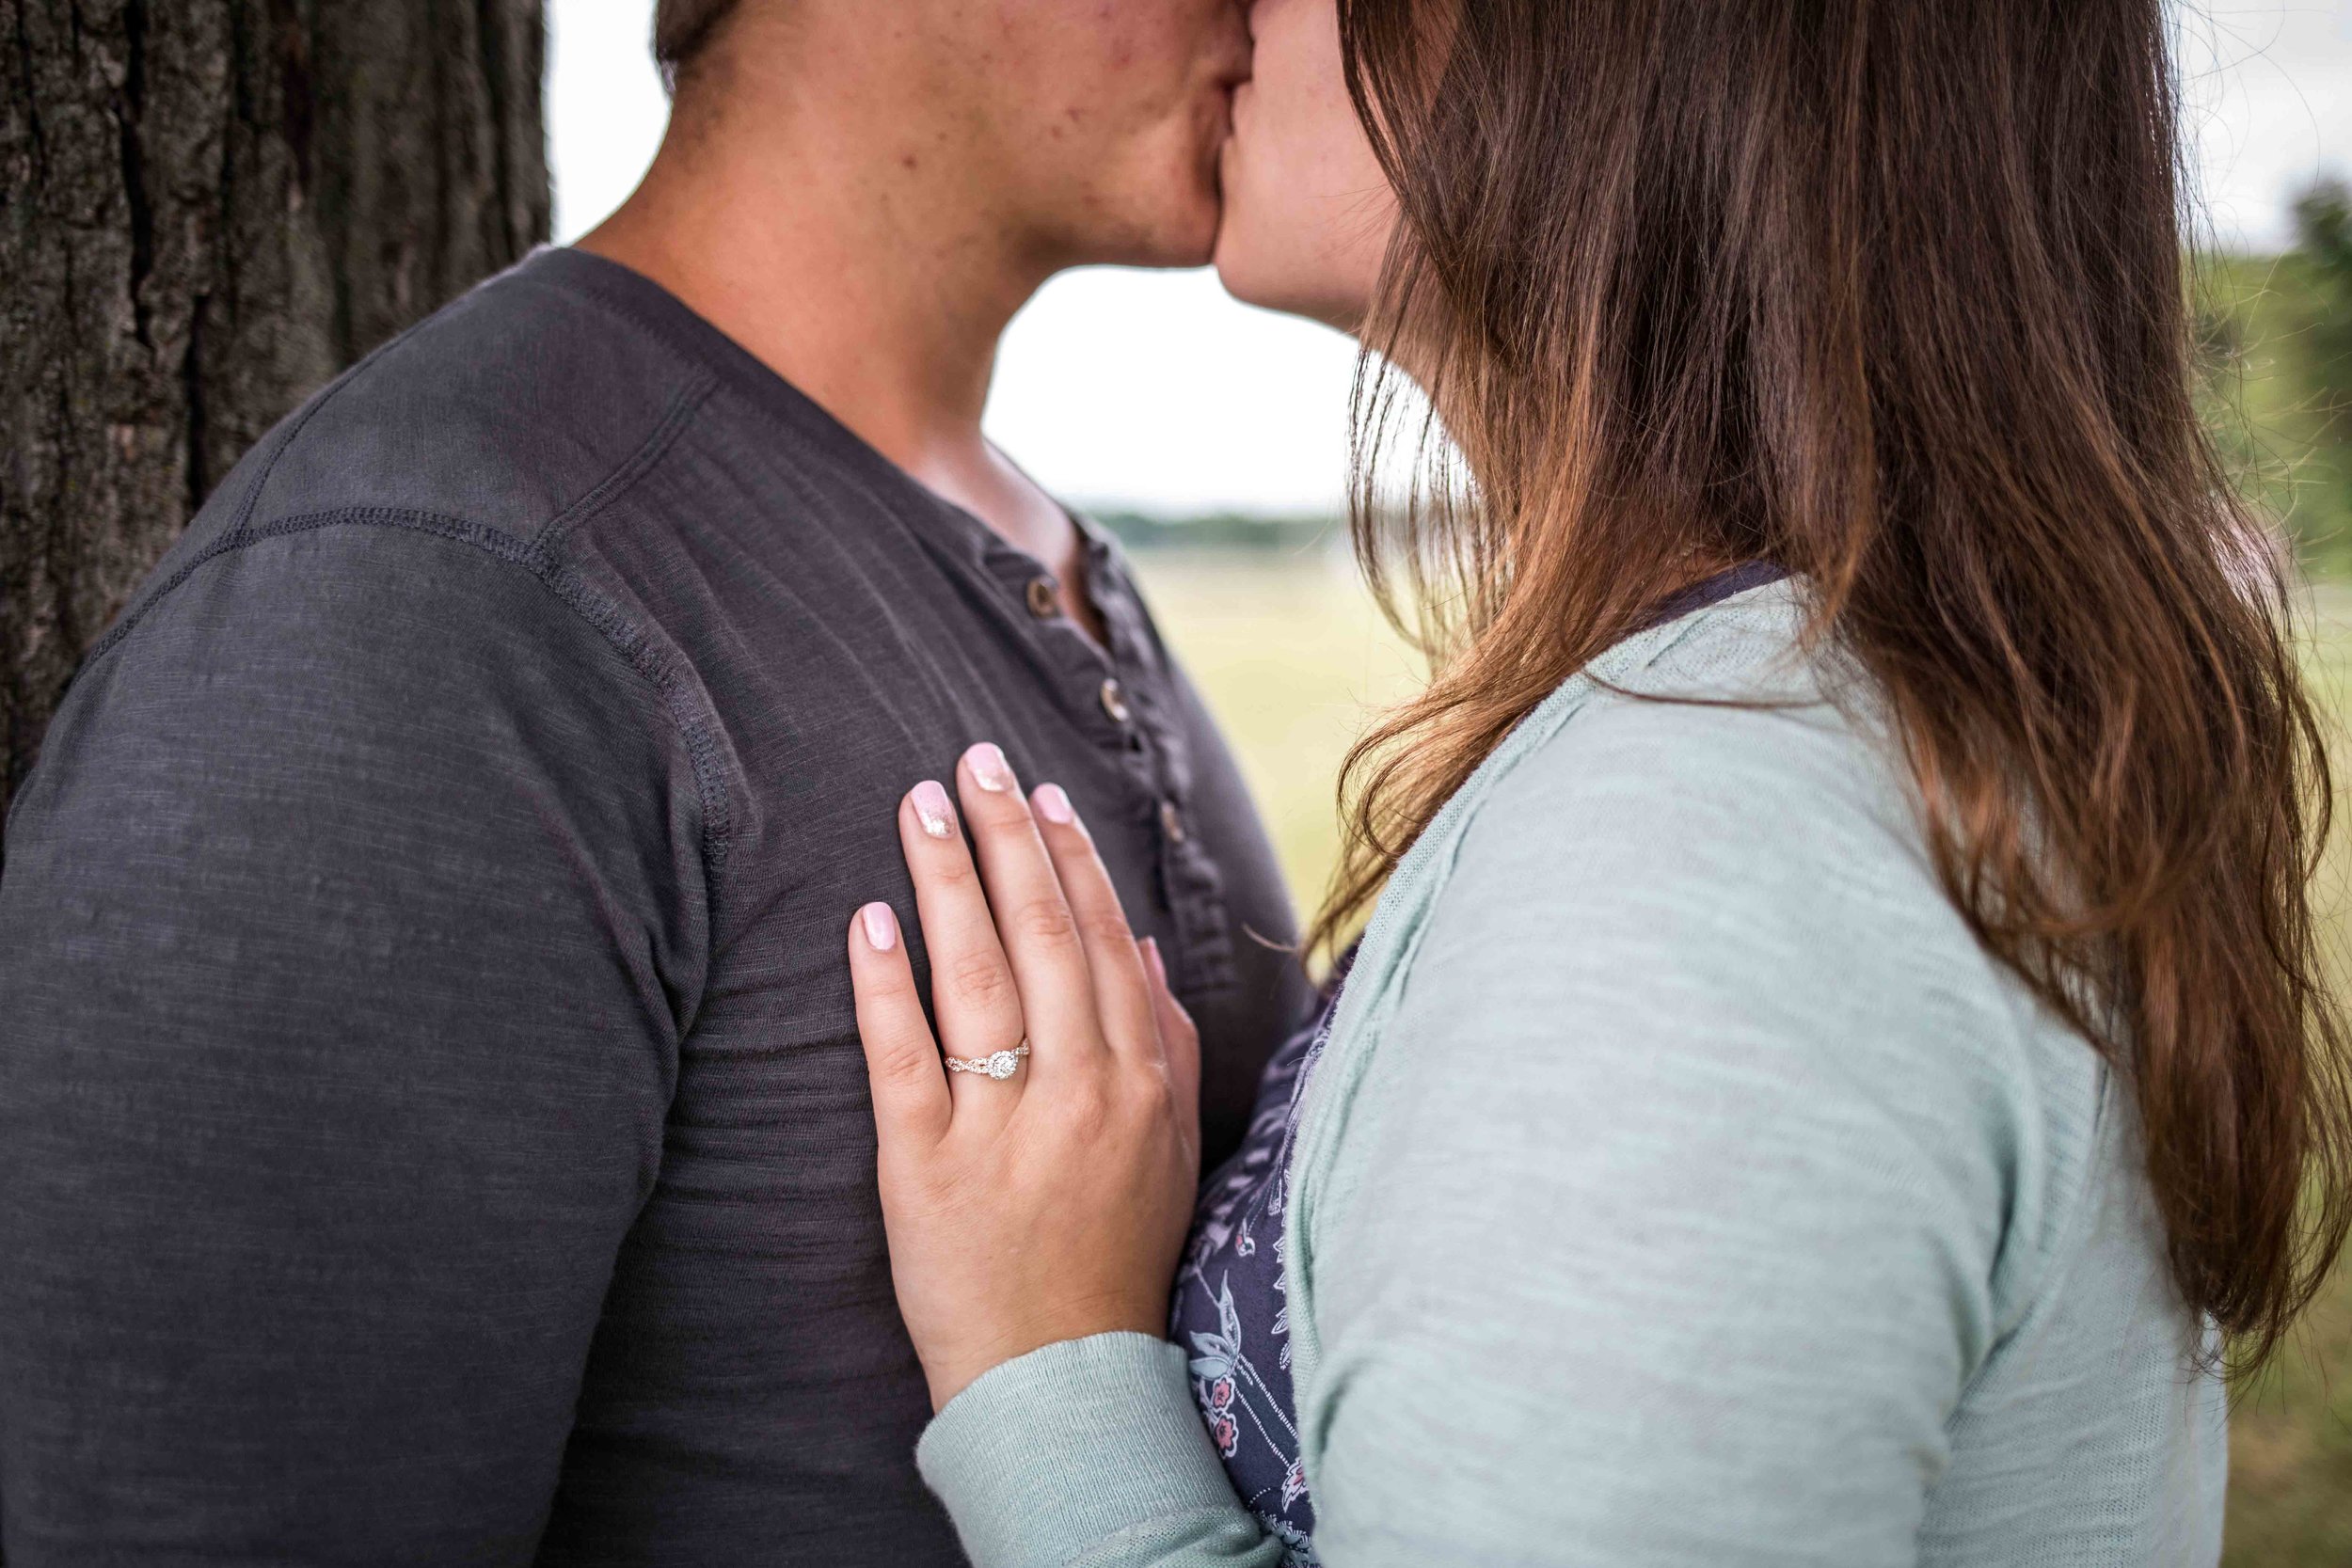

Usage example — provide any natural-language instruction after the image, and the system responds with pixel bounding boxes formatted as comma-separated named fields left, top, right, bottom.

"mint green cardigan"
left=915, top=580, right=2228, bottom=1567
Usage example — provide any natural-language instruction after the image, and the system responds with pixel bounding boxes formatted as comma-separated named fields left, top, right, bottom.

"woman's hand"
left=847, top=742, right=1203, bottom=1413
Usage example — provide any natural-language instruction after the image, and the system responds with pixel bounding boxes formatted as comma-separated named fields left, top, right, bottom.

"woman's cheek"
left=1214, top=182, right=1391, bottom=334
left=1212, top=0, right=1399, bottom=334
left=1214, top=126, right=1382, bottom=330
left=1211, top=141, right=1295, bottom=312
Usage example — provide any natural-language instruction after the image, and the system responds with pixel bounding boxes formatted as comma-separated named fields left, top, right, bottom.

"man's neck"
left=578, top=59, right=1091, bottom=601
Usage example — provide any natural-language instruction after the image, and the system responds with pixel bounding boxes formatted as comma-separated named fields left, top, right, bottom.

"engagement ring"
left=946, top=1043, right=1030, bottom=1081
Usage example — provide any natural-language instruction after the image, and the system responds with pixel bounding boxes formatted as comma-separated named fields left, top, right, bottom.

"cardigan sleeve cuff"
left=915, top=1331, right=1251, bottom=1568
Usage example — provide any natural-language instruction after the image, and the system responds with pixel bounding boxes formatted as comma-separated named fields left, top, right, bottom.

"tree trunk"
left=0, top=0, right=549, bottom=825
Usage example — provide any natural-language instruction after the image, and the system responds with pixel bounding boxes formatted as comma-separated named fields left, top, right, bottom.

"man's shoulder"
left=196, top=250, right=718, bottom=559
left=87, top=253, right=732, bottom=701
left=59, top=257, right=740, bottom=842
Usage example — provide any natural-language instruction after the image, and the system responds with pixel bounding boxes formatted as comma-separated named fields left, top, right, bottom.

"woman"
left=844, top=0, right=2352, bottom=1562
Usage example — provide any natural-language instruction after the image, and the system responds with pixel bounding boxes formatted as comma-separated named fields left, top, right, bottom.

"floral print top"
left=1168, top=949, right=1354, bottom=1567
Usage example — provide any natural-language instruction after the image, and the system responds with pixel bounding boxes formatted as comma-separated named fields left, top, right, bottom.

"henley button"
left=1100, top=678, right=1133, bottom=724
left=1159, top=800, right=1187, bottom=844
left=1025, top=578, right=1059, bottom=619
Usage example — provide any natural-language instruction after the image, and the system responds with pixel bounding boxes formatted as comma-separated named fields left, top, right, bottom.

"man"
left=0, top=2, right=1307, bottom=1560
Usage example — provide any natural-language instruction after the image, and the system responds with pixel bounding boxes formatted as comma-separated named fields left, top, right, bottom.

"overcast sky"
left=547, top=1, right=2352, bottom=516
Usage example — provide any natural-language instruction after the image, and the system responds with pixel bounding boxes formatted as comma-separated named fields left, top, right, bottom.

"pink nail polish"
left=911, top=781, right=955, bottom=839
left=1033, top=783, right=1075, bottom=825
left=861, top=902, right=899, bottom=952
left=965, top=742, right=1014, bottom=793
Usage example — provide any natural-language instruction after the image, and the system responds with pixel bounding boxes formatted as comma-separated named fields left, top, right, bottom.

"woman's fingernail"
left=965, top=742, right=1014, bottom=793
left=911, top=780, right=956, bottom=839
left=1033, top=783, right=1075, bottom=825
left=1142, top=936, right=1167, bottom=986
left=860, top=902, right=900, bottom=952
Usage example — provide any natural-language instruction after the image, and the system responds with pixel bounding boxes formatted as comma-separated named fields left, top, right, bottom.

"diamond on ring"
left=946, top=1042, right=1030, bottom=1080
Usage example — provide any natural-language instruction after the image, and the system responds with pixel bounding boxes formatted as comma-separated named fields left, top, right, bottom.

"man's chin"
left=1081, top=195, right=1222, bottom=272
left=1110, top=136, right=1232, bottom=270
left=1122, top=241, right=1219, bottom=272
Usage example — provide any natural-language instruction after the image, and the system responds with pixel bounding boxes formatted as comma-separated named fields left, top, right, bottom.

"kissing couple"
left=2, top=3, right=2337, bottom=1565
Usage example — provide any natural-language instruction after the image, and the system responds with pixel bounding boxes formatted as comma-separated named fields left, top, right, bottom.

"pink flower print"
left=1281, top=1459, right=1308, bottom=1506
left=1210, top=1377, right=1235, bottom=1412
left=1212, top=1415, right=1239, bottom=1457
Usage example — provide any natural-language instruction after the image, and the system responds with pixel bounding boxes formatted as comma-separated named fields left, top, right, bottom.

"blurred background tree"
left=2292, top=181, right=2352, bottom=394
left=2202, top=177, right=2352, bottom=575
left=0, top=0, right=548, bottom=826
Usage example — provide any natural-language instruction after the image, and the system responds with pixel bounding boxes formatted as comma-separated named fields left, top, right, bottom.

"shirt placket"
left=991, top=535, right=1239, bottom=998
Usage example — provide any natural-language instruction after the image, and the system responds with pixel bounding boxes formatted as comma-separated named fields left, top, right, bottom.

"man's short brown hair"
left=653, top=0, right=743, bottom=86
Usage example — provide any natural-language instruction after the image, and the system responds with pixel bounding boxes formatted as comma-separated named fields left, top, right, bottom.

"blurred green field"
left=1130, top=549, right=1420, bottom=906
left=2230, top=585, right=2352, bottom=1566
left=1126, top=549, right=2352, bottom=1563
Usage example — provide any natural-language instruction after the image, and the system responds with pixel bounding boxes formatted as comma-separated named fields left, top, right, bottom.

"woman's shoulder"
left=1447, top=592, right=2086, bottom=1056
left=1371, top=590, right=2110, bottom=1308
left=1422, top=649, right=2092, bottom=1099
left=1520, top=578, right=1889, bottom=798
left=1459, top=586, right=1997, bottom=1001
left=1292, top=596, right=2179, bottom=1551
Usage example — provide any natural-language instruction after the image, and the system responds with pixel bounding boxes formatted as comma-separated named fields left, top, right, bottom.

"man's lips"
left=1214, top=70, right=1250, bottom=138
left=1206, top=61, right=1251, bottom=135
left=1205, top=40, right=1253, bottom=150
left=1211, top=45, right=1255, bottom=94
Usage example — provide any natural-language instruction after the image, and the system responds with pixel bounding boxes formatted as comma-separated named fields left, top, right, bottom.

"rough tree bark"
left=0, top=0, right=549, bottom=824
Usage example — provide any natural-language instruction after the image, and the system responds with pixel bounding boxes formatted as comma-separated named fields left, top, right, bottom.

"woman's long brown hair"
left=1316, top=0, right=2352, bottom=1374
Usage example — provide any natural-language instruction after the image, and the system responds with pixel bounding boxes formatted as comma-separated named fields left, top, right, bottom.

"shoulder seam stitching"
left=222, top=315, right=438, bottom=539
left=531, top=369, right=719, bottom=553
left=76, top=504, right=738, bottom=872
